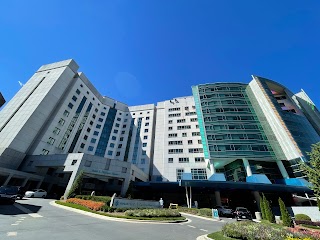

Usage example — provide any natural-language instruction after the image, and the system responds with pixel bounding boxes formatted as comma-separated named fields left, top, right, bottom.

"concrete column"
left=120, top=177, right=131, bottom=197
left=22, top=178, right=29, bottom=187
left=3, top=173, right=14, bottom=185
left=63, top=170, right=79, bottom=199
left=215, top=190, right=222, bottom=206
left=276, top=160, right=289, bottom=179
left=252, top=191, right=261, bottom=210
left=242, top=158, right=252, bottom=177
left=209, top=160, right=216, bottom=174
left=36, top=179, right=43, bottom=189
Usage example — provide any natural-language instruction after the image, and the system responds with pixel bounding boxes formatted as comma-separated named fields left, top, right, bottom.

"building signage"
left=111, top=198, right=160, bottom=209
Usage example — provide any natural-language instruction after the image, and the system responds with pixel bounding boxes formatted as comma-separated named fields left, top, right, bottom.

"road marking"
left=187, top=225, right=196, bottom=228
left=13, top=203, right=43, bottom=218
left=200, top=229, right=208, bottom=232
left=11, top=224, right=19, bottom=226
left=7, top=232, right=17, bottom=236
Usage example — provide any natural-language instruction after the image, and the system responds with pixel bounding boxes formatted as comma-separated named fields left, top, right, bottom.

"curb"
left=196, top=234, right=211, bottom=240
left=50, top=201, right=189, bottom=224
left=181, top=212, right=225, bottom=222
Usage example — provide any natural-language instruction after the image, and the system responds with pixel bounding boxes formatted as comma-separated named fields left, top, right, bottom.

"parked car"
left=214, top=205, right=234, bottom=217
left=235, top=207, right=252, bottom=221
left=16, top=186, right=26, bottom=200
left=25, top=189, right=47, bottom=198
left=0, top=186, right=18, bottom=204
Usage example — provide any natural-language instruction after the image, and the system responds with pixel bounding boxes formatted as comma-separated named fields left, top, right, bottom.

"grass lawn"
left=207, top=231, right=235, bottom=240
left=55, top=201, right=186, bottom=221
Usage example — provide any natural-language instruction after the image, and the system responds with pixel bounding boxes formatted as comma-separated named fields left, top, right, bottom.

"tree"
left=279, top=197, right=293, bottom=227
left=264, top=195, right=275, bottom=223
left=300, top=142, right=320, bottom=200
left=260, top=193, right=267, bottom=220
left=317, top=198, right=320, bottom=211
left=67, top=171, right=84, bottom=198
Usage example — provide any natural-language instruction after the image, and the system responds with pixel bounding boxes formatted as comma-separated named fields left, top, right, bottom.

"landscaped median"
left=206, top=221, right=320, bottom=240
left=55, top=196, right=186, bottom=222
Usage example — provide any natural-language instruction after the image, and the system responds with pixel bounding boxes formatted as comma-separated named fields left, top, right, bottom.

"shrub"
left=125, top=209, right=181, bottom=218
left=67, top=171, right=84, bottom=198
left=264, top=196, right=275, bottom=223
left=198, top=208, right=212, bottom=217
left=66, top=198, right=104, bottom=211
left=222, top=221, right=291, bottom=240
left=260, top=194, right=266, bottom=220
left=75, top=195, right=112, bottom=205
left=279, top=197, right=293, bottom=227
left=295, top=220, right=320, bottom=227
left=295, top=214, right=312, bottom=221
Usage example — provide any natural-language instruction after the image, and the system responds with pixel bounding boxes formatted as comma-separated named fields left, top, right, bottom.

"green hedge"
left=125, top=209, right=181, bottom=218
left=179, top=207, right=213, bottom=217
left=295, top=214, right=311, bottom=221
left=75, top=195, right=112, bottom=205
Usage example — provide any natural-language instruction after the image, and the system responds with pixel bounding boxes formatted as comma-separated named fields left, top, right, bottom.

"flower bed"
left=221, top=221, right=319, bottom=240
left=74, top=195, right=111, bottom=205
left=125, top=209, right=181, bottom=218
left=66, top=198, right=104, bottom=211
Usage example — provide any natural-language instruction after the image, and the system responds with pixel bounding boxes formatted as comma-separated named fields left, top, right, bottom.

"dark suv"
left=214, top=205, right=234, bottom=217
left=235, top=207, right=252, bottom=221
left=0, top=186, right=18, bottom=204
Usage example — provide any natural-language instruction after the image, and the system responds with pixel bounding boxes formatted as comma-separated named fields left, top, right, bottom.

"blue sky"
left=0, top=0, right=319, bottom=107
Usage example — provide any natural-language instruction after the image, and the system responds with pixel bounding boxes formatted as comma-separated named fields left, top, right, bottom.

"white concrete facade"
left=152, top=96, right=208, bottom=182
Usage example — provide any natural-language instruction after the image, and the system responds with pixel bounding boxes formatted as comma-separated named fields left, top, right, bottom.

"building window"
left=116, top=151, right=120, bottom=156
left=93, top=131, right=99, bottom=136
left=123, top=124, right=127, bottom=128
left=115, top=123, right=120, bottom=127
left=114, top=129, right=118, bottom=133
left=58, top=118, right=65, bottom=126
left=189, top=148, right=203, bottom=153
left=145, top=123, right=149, bottom=126
left=177, top=169, right=184, bottom=180
left=185, top=107, right=189, bottom=110
left=63, top=110, right=70, bottom=117
left=192, top=132, right=200, bottom=136
left=92, top=114, right=96, bottom=119
left=72, top=96, right=77, bottom=102
left=182, top=133, right=187, bottom=137
left=118, top=144, right=122, bottom=148
left=41, top=149, right=49, bottom=155
left=168, top=141, right=182, bottom=145
left=190, top=118, right=197, bottom=122
left=168, top=127, right=173, bottom=130
left=98, top=118, right=103, bottom=122
left=85, top=160, right=92, bottom=167
left=117, top=118, right=121, bottom=121
left=112, top=136, right=116, bottom=140
left=177, top=119, right=186, bottom=123
left=53, top=127, right=61, bottom=135
left=80, top=143, right=85, bottom=148
left=168, top=133, right=178, bottom=138
left=177, top=125, right=191, bottom=130
left=91, top=138, right=96, bottom=143
left=198, top=139, right=202, bottom=144
left=196, top=125, right=199, bottom=129
left=121, top=130, right=125, bottom=134
left=141, top=159, right=145, bottom=164
left=68, top=103, right=74, bottom=109
left=179, top=157, right=189, bottom=163
left=168, top=149, right=183, bottom=154
left=71, top=160, right=77, bottom=165
left=120, top=137, right=124, bottom=141
left=191, top=168, right=207, bottom=180
left=89, top=121, right=93, bottom=125
left=110, top=143, right=115, bottom=148
left=87, top=127, right=91, bottom=133
left=146, top=117, right=150, bottom=120
left=108, top=150, right=113, bottom=156
left=144, top=136, right=148, bottom=140
left=195, top=157, right=205, bottom=162
left=96, top=124, right=101, bottom=129
left=168, top=158, right=173, bottom=163
left=168, top=120, right=173, bottom=124
left=169, top=107, right=181, bottom=112
left=95, top=108, right=98, bottom=112
left=47, top=137, right=55, bottom=145
left=122, top=167, right=127, bottom=173
left=88, top=146, right=94, bottom=151
left=76, top=89, right=81, bottom=95
left=168, top=113, right=181, bottom=118
left=188, top=140, right=193, bottom=144
left=101, top=112, right=106, bottom=116
left=142, top=143, right=147, bottom=147
left=144, top=129, right=149, bottom=133
left=84, top=135, right=88, bottom=140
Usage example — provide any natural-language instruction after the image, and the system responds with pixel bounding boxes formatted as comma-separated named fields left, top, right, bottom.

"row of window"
left=168, top=140, right=202, bottom=145
left=168, top=132, right=200, bottom=138
left=176, top=168, right=207, bottom=180
left=168, top=157, right=205, bottom=163
left=168, top=148, right=203, bottom=154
